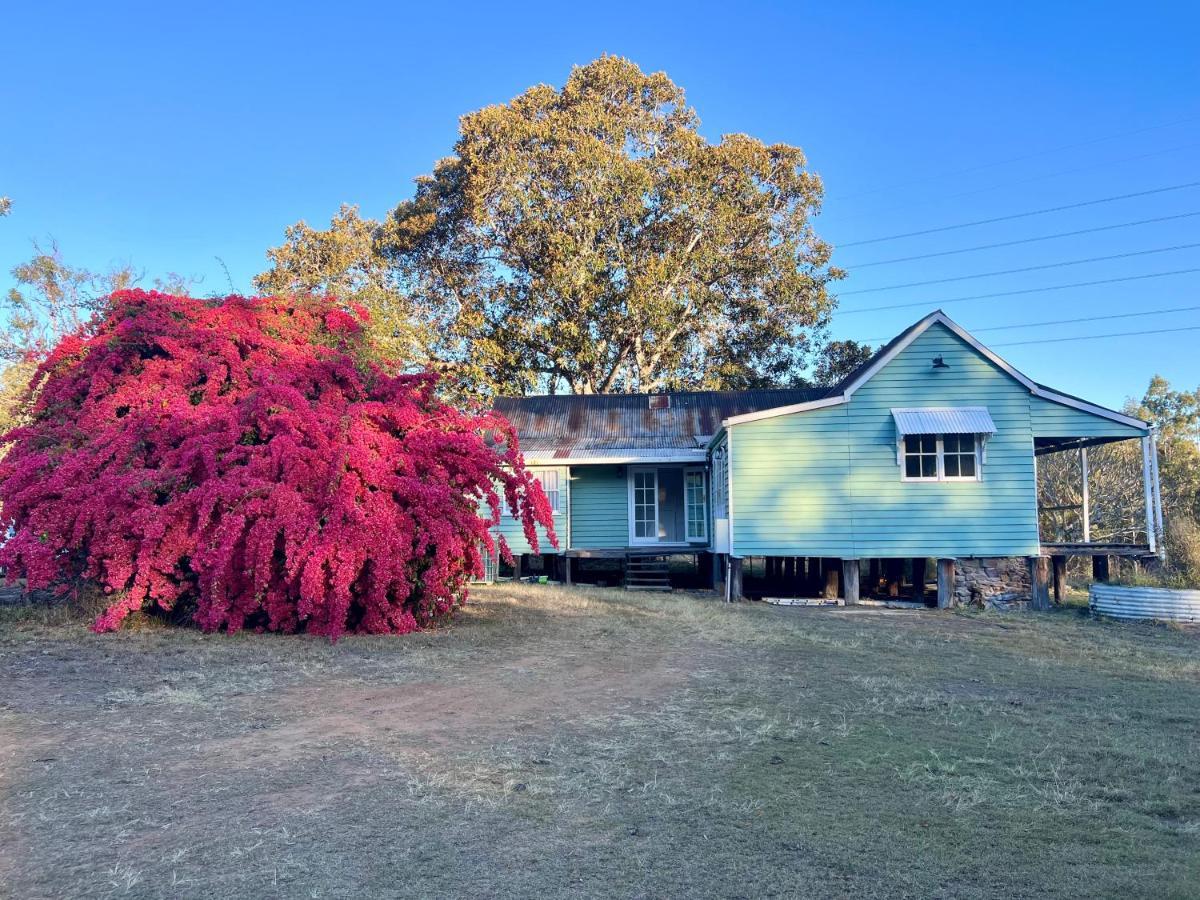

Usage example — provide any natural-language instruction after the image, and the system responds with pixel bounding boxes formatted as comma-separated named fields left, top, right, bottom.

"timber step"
left=625, top=555, right=672, bottom=592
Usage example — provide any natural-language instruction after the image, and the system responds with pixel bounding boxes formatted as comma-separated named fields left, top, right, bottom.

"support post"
left=1028, top=556, right=1051, bottom=611
left=1150, top=429, right=1165, bottom=560
left=868, top=558, right=881, bottom=593
left=885, top=558, right=903, bottom=597
left=564, top=556, right=572, bottom=585
left=729, top=557, right=743, bottom=602
left=806, top=557, right=823, bottom=595
left=1142, top=436, right=1157, bottom=554
left=842, top=559, right=860, bottom=605
left=936, top=559, right=955, bottom=609
left=1051, top=555, right=1066, bottom=603
left=822, top=559, right=840, bottom=600
left=1080, top=446, right=1091, bottom=543
left=1092, top=554, right=1110, bottom=583
left=514, top=554, right=524, bottom=581
left=911, top=558, right=927, bottom=603
left=711, top=553, right=723, bottom=592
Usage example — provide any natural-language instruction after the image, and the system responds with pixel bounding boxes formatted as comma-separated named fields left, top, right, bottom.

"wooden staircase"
left=624, top=554, right=672, bottom=592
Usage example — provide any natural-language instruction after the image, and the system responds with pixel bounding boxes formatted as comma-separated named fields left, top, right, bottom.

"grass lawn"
left=1, top=584, right=1198, bottom=899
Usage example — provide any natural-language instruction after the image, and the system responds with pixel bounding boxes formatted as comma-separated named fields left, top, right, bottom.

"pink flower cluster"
left=0, top=290, right=554, bottom=638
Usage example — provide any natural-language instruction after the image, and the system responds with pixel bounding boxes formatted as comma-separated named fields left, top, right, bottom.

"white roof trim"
left=723, top=394, right=846, bottom=426
left=721, top=311, right=1149, bottom=431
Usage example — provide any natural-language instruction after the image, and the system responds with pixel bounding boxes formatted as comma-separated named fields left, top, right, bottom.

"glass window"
left=537, top=470, right=560, bottom=513
left=685, top=470, right=707, bottom=540
left=943, top=434, right=977, bottom=479
left=904, top=434, right=939, bottom=480
left=902, top=433, right=981, bottom=481
left=633, top=470, right=657, bottom=539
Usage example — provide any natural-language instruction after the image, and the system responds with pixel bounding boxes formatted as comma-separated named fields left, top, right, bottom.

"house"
left=489, top=310, right=1163, bottom=606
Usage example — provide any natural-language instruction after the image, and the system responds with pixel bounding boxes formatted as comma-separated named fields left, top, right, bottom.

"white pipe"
left=1141, top=436, right=1156, bottom=554
left=1080, top=446, right=1091, bottom=543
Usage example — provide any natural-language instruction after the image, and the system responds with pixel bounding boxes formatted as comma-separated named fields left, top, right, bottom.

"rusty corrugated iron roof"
left=494, top=389, right=827, bottom=457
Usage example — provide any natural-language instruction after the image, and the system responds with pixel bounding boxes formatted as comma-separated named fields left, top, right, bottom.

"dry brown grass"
left=1, top=583, right=1198, bottom=898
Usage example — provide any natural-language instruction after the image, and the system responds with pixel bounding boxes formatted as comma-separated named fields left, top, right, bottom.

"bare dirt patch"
left=2, top=584, right=1198, bottom=898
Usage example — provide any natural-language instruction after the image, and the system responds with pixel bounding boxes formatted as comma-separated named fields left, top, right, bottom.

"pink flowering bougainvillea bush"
left=0, top=290, right=554, bottom=637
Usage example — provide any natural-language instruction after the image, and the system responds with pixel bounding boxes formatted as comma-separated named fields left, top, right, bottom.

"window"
left=537, top=470, right=560, bottom=513
left=711, top=444, right=728, bottom=517
left=902, top=434, right=981, bottom=482
left=904, top=435, right=939, bottom=480
left=942, top=434, right=977, bottom=479
left=685, top=469, right=707, bottom=541
left=632, top=469, right=657, bottom=540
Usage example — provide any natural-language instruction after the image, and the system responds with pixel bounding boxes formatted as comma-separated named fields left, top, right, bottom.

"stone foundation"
left=953, top=557, right=1030, bottom=607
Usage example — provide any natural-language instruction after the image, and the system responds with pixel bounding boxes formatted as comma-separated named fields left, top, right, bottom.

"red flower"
left=0, top=290, right=554, bottom=638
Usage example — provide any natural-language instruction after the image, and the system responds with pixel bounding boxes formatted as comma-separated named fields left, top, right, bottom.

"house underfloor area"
left=496, top=546, right=1159, bottom=609
left=498, top=551, right=717, bottom=591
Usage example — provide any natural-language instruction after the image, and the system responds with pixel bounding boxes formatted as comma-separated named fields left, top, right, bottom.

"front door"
left=630, top=467, right=659, bottom=544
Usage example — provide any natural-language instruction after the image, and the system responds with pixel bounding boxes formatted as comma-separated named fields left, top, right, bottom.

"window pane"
left=921, top=456, right=937, bottom=478
left=960, top=455, right=976, bottom=477
left=905, top=434, right=922, bottom=453
left=944, top=455, right=959, bottom=477
left=905, top=456, right=921, bottom=478
left=959, top=434, right=975, bottom=452
left=921, top=435, right=936, bottom=452
left=944, top=434, right=960, bottom=453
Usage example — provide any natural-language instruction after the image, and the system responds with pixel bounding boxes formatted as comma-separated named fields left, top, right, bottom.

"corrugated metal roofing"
left=891, top=407, right=997, bottom=435
left=494, top=389, right=826, bottom=456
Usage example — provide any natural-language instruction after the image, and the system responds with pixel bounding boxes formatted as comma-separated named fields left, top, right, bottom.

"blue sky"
left=2, top=0, right=1197, bottom=407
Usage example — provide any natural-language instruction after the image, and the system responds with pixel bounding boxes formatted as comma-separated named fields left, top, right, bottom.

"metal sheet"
left=1089, top=584, right=1200, bottom=622
left=496, top=389, right=827, bottom=457
left=891, top=406, right=997, bottom=435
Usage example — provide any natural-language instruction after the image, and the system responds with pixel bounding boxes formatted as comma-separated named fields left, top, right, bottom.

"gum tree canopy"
left=0, top=290, right=553, bottom=637
left=258, top=56, right=842, bottom=396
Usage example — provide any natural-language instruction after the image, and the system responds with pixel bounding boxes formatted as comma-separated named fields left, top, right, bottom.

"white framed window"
left=903, top=434, right=939, bottom=480
left=902, top=434, right=981, bottom=482
left=942, top=434, right=978, bottom=480
left=711, top=444, right=728, bottom=518
left=685, top=468, right=707, bottom=541
left=631, top=468, right=658, bottom=542
left=537, top=470, right=561, bottom=513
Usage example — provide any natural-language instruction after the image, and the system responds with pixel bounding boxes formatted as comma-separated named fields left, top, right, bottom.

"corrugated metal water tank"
left=1089, top=584, right=1200, bottom=623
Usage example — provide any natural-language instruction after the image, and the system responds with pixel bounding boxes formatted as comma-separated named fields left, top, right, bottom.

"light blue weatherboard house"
left=490, top=311, right=1164, bottom=606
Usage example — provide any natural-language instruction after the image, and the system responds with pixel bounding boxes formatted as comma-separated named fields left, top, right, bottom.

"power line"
left=838, top=181, right=1200, bottom=248
left=848, top=211, right=1200, bottom=269
left=832, top=114, right=1200, bottom=201
left=836, top=267, right=1200, bottom=315
left=992, top=325, right=1200, bottom=348
left=856, top=142, right=1198, bottom=222
left=859, top=303, right=1200, bottom=341
left=839, top=242, right=1200, bottom=296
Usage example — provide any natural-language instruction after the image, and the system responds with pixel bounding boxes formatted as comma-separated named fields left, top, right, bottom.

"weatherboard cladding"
left=731, top=322, right=1042, bottom=559
left=1028, top=392, right=1145, bottom=439
left=492, top=314, right=1143, bottom=558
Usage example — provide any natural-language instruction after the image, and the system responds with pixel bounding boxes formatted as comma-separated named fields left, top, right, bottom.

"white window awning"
left=891, top=407, right=996, bottom=435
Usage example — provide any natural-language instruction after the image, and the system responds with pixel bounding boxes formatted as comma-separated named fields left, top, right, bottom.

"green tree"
left=0, top=242, right=197, bottom=431
left=2, top=240, right=136, bottom=361
left=1129, top=375, right=1200, bottom=526
left=810, top=339, right=876, bottom=387
left=1037, top=375, right=1200, bottom=548
left=260, top=56, right=841, bottom=397
left=255, top=204, right=444, bottom=366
